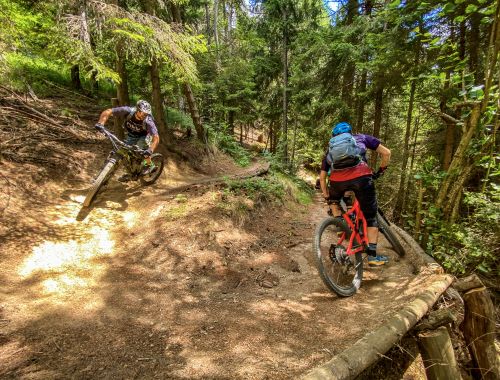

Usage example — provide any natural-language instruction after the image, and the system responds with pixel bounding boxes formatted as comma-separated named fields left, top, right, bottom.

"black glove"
left=143, top=148, right=152, bottom=157
left=372, top=166, right=387, bottom=180
left=95, top=123, right=104, bottom=132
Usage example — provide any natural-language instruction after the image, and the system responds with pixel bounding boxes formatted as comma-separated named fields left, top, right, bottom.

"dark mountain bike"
left=83, top=126, right=164, bottom=207
left=313, top=195, right=405, bottom=297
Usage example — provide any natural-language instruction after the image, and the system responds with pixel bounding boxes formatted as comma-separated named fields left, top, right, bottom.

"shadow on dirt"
left=0, top=180, right=426, bottom=378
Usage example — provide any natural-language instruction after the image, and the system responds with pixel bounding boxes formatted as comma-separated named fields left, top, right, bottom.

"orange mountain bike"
left=313, top=196, right=405, bottom=297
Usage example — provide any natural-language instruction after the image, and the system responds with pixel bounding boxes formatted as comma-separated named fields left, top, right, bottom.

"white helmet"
left=136, top=100, right=152, bottom=115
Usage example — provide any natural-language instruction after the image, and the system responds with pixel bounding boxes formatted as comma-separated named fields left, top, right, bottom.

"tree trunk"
left=291, top=116, right=298, bottom=166
left=403, top=115, right=420, bottom=217
left=115, top=45, right=129, bottom=105
left=355, top=69, right=367, bottom=133
left=444, top=162, right=472, bottom=221
left=436, top=104, right=481, bottom=210
left=170, top=2, right=207, bottom=145
left=205, top=2, right=211, bottom=45
left=341, top=0, right=358, bottom=114
left=183, top=83, right=207, bottom=144
left=468, top=12, right=481, bottom=83
left=417, top=327, right=462, bottom=380
left=282, top=4, right=289, bottom=164
left=370, top=86, right=384, bottom=168
left=440, top=69, right=455, bottom=171
left=415, top=177, right=423, bottom=239
left=70, top=65, right=82, bottom=90
left=228, top=109, right=235, bottom=135
left=149, top=57, right=170, bottom=141
left=213, top=0, right=221, bottom=68
left=394, top=79, right=416, bottom=222
left=110, top=0, right=129, bottom=105
left=462, top=287, right=499, bottom=380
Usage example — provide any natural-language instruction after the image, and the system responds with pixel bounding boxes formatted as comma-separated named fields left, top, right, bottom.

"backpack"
left=326, top=133, right=362, bottom=170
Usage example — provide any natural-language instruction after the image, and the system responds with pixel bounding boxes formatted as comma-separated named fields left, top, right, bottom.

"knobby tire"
left=314, top=217, right=363, bottom=297
left=377, top=213, right=405, bottom=257
left=140, top=153, right=165, bottom=186
left=83, top=160, right=117, bottom=207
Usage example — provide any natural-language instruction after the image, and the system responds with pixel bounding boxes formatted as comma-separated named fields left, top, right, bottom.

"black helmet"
left=136, top=100, right=152, bottom=115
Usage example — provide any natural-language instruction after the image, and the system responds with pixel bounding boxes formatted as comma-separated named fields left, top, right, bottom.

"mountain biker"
left=319, top=121, right=391, bottom=266
left=94, top=100, right=160, bottom=181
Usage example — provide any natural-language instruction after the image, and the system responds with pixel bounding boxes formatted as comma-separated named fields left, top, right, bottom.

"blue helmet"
left=332, top=122, right=352, bottom=136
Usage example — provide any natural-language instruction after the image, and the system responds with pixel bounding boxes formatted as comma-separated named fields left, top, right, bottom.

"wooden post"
left=111, top=98, right=124, bottom=140
left=417, top=326, right=462, bottom=380
left=462, top=287, right=499, bottom=380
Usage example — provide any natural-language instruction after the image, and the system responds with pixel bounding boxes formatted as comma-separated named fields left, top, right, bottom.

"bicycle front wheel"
left=140, top=153, right=164, bottom=185
left=313, top=217, right=363, bottom=297
left=83, top=160, right=117, bottom=207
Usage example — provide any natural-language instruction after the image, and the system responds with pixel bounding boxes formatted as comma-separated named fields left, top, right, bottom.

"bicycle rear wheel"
left=377, top=213, right=405, bottom=257
left=140, top=153, right=164, bottom=185
left=313, top=217, right=363, bottom=297
left=83, top=160, right=117, bottom=207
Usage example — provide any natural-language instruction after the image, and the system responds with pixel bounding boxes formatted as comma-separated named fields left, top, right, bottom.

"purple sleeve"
left=111, top=106, right=133, bottom=117
left=145, top=117, right=159, bottom=136
left=357, top=134, right=380, bottom=151
left=321, top=156, right=329, bottom=171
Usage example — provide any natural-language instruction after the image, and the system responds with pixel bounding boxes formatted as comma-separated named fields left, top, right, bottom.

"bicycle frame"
left=336, top=199, right=369, bottom=256
left=100, top=127, right=145, bottom=177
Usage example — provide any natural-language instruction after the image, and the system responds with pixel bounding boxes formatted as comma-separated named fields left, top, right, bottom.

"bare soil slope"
left=0, top=91, right=442, bottom=379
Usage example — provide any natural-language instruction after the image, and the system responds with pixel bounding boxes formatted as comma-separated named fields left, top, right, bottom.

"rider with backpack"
left=95, top=100, right=160, bottom=181
left=319, top=122, right=391, bottom=266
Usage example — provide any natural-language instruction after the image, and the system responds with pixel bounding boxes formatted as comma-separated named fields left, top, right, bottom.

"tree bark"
left=149, top=57, right=170, bottom=141
left=170, top=2, right=207, bottom=145
left=370, top=86, right=383, bottom=168
left=282, top=3, right=289, bottom=164
left=355, top=69, right=367, bottom=133
left=462, top=287, right=499, bottom=380
left=417, top=326, right=462, bottom=380
left=436, top=104, right=481, bottom=210
left=341, top=0, right=358, bottom=113
left=183, top=83, right=207, bottom=144
left=415, top=177, right=423, bottom=239
left=213, top=0, right=221, bottom=68
left=115, top=46, right=129, bottom=105
left=110, top=0, right=129, bottom=105
left=394, top=79, right=417, bottom=222
left=70, top=65, right=82, bottom=90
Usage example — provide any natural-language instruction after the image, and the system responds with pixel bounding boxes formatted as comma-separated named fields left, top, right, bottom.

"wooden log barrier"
left=461, top=287, right=499, bottom=379
left=302, top=275, right=454, bottom=380
left=418, top=326, right=462, bottom=380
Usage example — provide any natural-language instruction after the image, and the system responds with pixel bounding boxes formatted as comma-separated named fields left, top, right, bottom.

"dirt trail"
left=1, top=160, right=441, bottom=379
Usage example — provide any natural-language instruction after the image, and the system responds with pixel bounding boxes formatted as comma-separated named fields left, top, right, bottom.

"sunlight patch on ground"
left=16, top=226, right=116, bottom=310
left=19, top=227, right=114, bottom=277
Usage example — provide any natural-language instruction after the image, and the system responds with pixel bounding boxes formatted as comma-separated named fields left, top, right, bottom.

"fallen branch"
left=302, top=274, right=454, bottom=380
left=422, top=104, right=462, bottom=125
left=162, top=162, right=271, bottom=195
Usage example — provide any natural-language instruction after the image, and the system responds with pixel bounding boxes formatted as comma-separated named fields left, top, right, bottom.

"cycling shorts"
left=328, top=175, right=378, bottom=227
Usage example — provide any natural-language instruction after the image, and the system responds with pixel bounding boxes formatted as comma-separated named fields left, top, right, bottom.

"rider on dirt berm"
left=95, top=100, right=160, bottom=180
left=320, top=121, right=391, bottom=267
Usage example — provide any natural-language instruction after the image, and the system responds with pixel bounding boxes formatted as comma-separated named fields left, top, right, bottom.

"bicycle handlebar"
left=97, top=126, right=146, bottom=154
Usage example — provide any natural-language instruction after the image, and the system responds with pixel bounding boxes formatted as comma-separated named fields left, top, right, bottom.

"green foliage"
left=1, top=53, right=70, bottom=91
left=224, top=177, right=285, bottom=204
left=165, top=107, right=194, bottom=131
left=208, top=125, right=251, bottom=167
